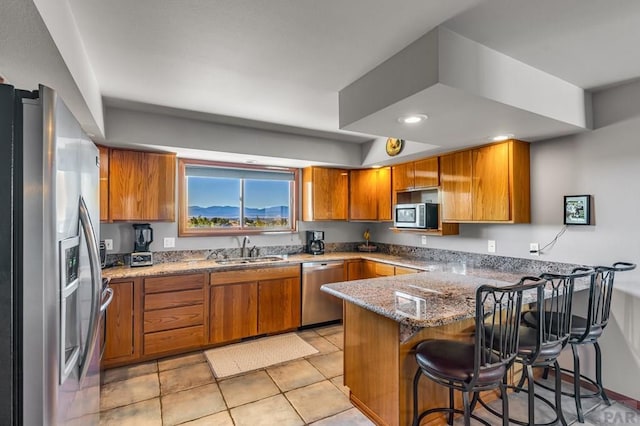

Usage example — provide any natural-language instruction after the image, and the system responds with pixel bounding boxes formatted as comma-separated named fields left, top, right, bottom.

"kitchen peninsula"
left=322, top=265, right=590, bottom=426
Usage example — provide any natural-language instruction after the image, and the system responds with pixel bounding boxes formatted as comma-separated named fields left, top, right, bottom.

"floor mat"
left=204, top=333, right=319, bottom=378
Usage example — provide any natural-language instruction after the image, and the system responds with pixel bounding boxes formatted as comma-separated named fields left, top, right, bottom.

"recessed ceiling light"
left=245, top=159, right=257, bottom=164
left=398, top=114, right=428, bottom=124
left=371, top=165, right=382, bottom=169
left=492, top=134, right=514, bottom=142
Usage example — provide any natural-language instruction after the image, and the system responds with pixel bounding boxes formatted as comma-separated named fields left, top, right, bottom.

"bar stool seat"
left=516, top=326, right=563, bottom=360
left=415, top=340, right=505, bottom=387
left=522, top=312, right=604, bottom=341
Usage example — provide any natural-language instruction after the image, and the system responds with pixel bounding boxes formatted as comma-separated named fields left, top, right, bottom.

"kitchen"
left=2, top=1, right=640, bottom=425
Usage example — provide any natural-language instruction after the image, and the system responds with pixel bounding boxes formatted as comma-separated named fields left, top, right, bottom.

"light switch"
left=164, top=237, right=175, bottom=248
left=421, top=236, right=427, bottom=245
left=104, top=239, right=113, bottom=251
left=488, top=240, right=496, bottom=253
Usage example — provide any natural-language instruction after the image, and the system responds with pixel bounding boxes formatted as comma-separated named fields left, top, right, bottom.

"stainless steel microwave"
left=394, top=203, right=438, bottom=229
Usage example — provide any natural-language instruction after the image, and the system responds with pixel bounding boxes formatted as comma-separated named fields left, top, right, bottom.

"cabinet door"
left=441, top=151, right=473, bottom=221
left=258, top=277, right=301, bottom=334
left=414, top=157, right=439, bottom=188
left=104, top=281, right=134, bottom=361
left=109, top=149, right=145, bottom=220
left=145, top=152, right=176, bottom=221
left=109, top=149, right=176, bottom=221
left=346, top=260, right=365, bottom=281
left=210, top=283, right=258, bottom=344
left=98, top=145, right=109, bottom=222
left=349, top=169, right=378, bottom=220
left=303, top=167, right=348, bottom=220
left=392, top=162, right=415, bottom=192
left=472, top=143, right=510, bottom=221
left=377, top=167, right=392, bottom=221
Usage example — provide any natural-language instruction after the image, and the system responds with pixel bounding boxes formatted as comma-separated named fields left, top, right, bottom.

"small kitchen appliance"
left=394, top=203, right=438, bottom=229
left=306, top=230, right=325, bottom=255
left=131, top=223, right=154, bottom=267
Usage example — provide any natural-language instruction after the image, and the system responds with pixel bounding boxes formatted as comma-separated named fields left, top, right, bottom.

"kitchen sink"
left=215, top=255, right=285, bottom=265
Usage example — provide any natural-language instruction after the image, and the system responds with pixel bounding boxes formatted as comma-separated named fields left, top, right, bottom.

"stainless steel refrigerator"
left=0, top=83, right=112, bottom=425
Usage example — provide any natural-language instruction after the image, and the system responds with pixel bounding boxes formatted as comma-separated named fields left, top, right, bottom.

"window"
left=178, top=159, right=298, bottom=236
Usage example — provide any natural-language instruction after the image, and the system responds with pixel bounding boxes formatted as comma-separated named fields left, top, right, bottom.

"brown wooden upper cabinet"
left=106, top=148, right=176, bottom=222
left=440, top=140, right=530, bottom=223
left=302, top=167, right=349, bottom=221
left=349, top=167, right=392, bottom=221
left=392, top=157, right=439, bottom=193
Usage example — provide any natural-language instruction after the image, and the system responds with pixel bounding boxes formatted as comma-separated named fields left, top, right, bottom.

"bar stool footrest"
left=414, top=407, right=493, bottom=426
left=534, top=366, right=606, bottom=400
left=476, top=386, right=563, bottom=426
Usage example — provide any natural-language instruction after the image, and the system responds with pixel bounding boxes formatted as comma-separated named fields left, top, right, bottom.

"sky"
left=187, top=177, right=290, bottom=208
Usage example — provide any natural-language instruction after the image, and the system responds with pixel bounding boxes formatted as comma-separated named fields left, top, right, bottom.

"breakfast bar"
left=322, top=266, right=590, bottom=426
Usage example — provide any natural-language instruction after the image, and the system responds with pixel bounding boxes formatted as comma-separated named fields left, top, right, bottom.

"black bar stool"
left=546, top=262, right=636, bottom=423
left=481, top=267, right=594, bottom=426
left=412, top=277, right=543, bottom=426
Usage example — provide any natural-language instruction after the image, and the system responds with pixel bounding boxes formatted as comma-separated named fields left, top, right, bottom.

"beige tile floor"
left=100, top=324, right=640, bottom=425
left=100, top=324, right=374, bottom=426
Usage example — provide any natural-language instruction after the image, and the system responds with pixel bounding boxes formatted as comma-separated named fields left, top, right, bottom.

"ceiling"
left=3, top=0, right=640, bottom=165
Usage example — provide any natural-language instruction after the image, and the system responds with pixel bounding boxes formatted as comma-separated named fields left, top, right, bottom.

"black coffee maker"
left=131, top=223, right=154, bottom=267
left=306, top=230, right=325, bottom=255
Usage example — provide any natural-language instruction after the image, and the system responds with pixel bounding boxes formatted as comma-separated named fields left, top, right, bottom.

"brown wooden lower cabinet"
left=362, top=260, right=418, bottom=278
left=209, top=265, right=301, bottom=345
left=103, top=280, right=135, bottom=362
left=258, top=276, right=301, bottom=334
left=142, top=273, right=206, bottom=357
left=345, top=259, right=365, bottom=280
left=209, top=282, right=258, bottom=344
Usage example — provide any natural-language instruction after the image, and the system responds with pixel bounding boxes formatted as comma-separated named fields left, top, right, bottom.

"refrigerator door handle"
left=78, top=196, right=102, bottom=382
left=100, top=287, right=114, bottom=312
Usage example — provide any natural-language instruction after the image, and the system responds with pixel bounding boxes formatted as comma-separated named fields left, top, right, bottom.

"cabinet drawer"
left=144, top=304, right=203, bottom=333
left=375, top=263, right=395, bottom=277
left=211, top=265, right=300, bottom=286
left=144, top=289, right=204, bottom=311
left=395, top=266, right=419, bottom=275
left=143, top=325, right=204, bottom=355
left=144, top=273, right=204, bottom=294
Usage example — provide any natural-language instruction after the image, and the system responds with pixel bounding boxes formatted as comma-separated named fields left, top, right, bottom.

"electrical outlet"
left=488, top=240, right=496, bottom=253
left=104, top=239, right=113, bottom=251
left=421, top=235, right=427, bottom=245
left=164, top=237, right=175, bottom=248
left=530, top=242, right=540, bottom=256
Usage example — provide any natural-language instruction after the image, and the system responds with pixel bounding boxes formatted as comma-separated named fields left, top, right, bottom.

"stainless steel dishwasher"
left=301, top=261, right=345, bottom=326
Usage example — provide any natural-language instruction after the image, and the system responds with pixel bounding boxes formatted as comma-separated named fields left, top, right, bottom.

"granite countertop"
left=102, top=248, right=590, bottom=342
left=322, top=268, right=592, bottom=332
left=101, top=251, right=435, bottom=280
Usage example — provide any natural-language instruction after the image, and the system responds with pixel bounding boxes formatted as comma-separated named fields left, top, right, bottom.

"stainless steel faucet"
left=241, top=236, right=251, bottom=258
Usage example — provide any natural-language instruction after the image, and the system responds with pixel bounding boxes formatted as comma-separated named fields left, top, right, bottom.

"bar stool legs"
left=569, top=341, right=612, bottom=423
left=594, top=342, right=611, bottom=406
left=571, top=345, right=585, bottom=422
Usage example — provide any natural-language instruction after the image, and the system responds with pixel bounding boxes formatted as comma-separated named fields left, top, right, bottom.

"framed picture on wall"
left=564, top=195, right=591, bottom=225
